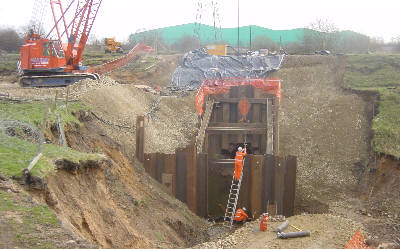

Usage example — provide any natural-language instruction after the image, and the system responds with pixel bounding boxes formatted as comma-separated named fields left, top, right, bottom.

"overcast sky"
left=1, top=0, right=399, bottom=42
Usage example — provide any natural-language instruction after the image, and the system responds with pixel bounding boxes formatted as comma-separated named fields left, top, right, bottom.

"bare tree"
left=307, top=18, right=339, bottom=51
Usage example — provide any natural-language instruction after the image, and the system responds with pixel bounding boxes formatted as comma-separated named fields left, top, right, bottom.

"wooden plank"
left=263, top=154, right=275, bottom=213
left=176, top=148, right=187, bottom=203
left=162, top=173, right=173, bottom=195
left=250, top=155, right=264, bottom=218
left=197, top=153, right=208, bottom=217
left=135, top=116, right=145, bottom=162
left=283, top=156, right=297, bottom=217
left=186, top=146, right=197, bottom=213
left=164, top=154, right=176, bottom=196
left=266, top=99, right=273, bottom=154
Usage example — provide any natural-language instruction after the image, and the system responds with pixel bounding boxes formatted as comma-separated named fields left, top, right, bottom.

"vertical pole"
left=237, top=0, right=240, bottom=54
left=249, top=26, right=252, bottom=51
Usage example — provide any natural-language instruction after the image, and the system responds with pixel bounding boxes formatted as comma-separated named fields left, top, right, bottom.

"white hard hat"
left=242, top=207, right=246, bottom=211
left=238, top=147, right=243, bottom=151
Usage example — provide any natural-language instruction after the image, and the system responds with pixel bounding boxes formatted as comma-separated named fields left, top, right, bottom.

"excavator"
left=104, top=38, right=123, bottom=53
left=19, top=0, right=151, bottom=87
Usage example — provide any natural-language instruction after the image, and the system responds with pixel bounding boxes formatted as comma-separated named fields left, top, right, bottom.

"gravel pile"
left=274, top=59, right=370, bottom=207
left=66, top=76, right=120, bottom=99
left=80, top=77, right=198, bottom=156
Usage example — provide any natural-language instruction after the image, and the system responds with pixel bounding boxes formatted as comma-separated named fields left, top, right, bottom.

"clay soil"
left=43, top=113, right=208, bottom=249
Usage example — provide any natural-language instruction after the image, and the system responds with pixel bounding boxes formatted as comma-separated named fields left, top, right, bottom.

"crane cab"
left=20, top=34, right=67, bottom=73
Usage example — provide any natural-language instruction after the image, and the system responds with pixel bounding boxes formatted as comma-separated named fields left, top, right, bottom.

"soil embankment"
left=42, top=113, right=208, bottom=249
left=274, top=55, right=371, bottom=211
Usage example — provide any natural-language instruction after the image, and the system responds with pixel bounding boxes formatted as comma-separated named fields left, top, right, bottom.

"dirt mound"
left=42, top=120, right=208, bottom=249
left=282, top=55, right=338, bottom=69
left=81, top=79, right=198, bottom=156
left=273, top=56, right=371, bottom=207
left=192, top=214, right=365, bottom=249
left=110, top=54, right=182, bottom=88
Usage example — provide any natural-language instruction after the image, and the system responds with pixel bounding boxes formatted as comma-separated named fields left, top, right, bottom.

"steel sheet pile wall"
left=142, top=150, right=296, bottom=217
left=143, top=146, right=208, bottom=217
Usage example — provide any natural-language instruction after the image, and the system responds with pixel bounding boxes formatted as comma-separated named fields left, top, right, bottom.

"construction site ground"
left=0, top=53, right=399, bottom=248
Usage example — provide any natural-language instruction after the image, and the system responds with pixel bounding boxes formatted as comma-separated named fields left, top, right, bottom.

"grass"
left=82, top=51, right=123, bottom=66
left=0, top=133, right=102, bottom=178
left=344, top=54, right=400, bottom=158
left=0, top=100, right=90, bottom=127
left=0, top=100, right=102, bottom=178
left=0, top=191, right=62, bottom=248
left=0, top=53, right=19, bottom=74
left=0, top=191, right=59, bottom=227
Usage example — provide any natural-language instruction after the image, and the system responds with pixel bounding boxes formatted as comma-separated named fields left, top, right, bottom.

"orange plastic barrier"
left=88, top=43, right=152, bottom=75
left=195, top=78, right=281, bottom=115
left=343, top=230, right=374, bottom=249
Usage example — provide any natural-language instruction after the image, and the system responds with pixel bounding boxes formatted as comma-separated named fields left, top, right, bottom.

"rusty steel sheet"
left=135, top=116, right=145, bottom=162
left=175, top=148, right=187, bottom=203
left=282, top=156, right=297, bottom=217
left=197, top=153, right=208, bottom=217
left=156, top=153, right=164, bottom=183
left=250, top=155, right=264, bottom=218
left=185, top=146, right=197, bottom=213
left=163, top=154, right=176, bottom=196
left=263, top=154, right=276, bottom=213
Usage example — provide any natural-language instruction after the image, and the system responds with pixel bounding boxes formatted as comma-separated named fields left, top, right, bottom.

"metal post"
left=237, top=0, right=240, bottom=54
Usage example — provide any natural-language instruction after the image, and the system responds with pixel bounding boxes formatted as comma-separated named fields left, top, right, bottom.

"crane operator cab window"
left=42, top=42, right=50, bottom=56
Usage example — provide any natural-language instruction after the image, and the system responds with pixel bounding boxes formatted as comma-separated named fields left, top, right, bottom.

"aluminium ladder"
left=222, top=158, right=245, bottom=229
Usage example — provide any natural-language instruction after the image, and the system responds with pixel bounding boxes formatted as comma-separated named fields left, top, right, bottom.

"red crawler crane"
left=19, top=0, right=101, bottom=86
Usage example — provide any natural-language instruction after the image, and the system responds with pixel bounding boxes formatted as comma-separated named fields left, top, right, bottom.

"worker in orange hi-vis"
left=234, top=207, right=249, bottom=224
left=234, top=146, right=247, bottom=181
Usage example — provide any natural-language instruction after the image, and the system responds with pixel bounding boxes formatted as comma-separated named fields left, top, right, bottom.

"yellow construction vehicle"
left=104, top=38, right=123, bottom=53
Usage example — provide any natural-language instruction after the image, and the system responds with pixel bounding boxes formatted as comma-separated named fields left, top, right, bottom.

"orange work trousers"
left=234, top=162, right=243, bottom=180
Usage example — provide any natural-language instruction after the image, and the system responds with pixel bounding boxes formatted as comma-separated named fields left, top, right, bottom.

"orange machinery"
left=19, top=0, right=103, bottom=87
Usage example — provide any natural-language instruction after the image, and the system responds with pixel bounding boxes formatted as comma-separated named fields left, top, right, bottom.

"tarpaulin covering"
left=343, top=230, right=374, bottom=249
left=195, top=78, right=281, bottom=115
left=171, top=48, right=285, bottom=88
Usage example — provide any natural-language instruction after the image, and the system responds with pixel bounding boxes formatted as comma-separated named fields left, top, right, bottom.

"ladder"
left=222, top=159, right=245, bottom=229
left=196, top=100, right=214, bottom=153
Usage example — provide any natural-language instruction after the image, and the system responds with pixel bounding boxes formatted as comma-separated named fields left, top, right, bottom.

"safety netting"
left=195, top=77, right=281, bottom=115
left=171, top=48, right=285, bottom=89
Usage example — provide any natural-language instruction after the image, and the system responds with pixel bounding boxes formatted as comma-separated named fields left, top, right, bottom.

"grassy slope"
left=344, top=54, right=400, bottom=158
left=0, top=101, right=102, bottom=178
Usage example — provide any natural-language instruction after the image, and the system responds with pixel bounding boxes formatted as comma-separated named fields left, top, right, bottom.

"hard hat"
left=238, top=147, right=243, bottom=151
left=242, top=207, right=246, bottom=211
